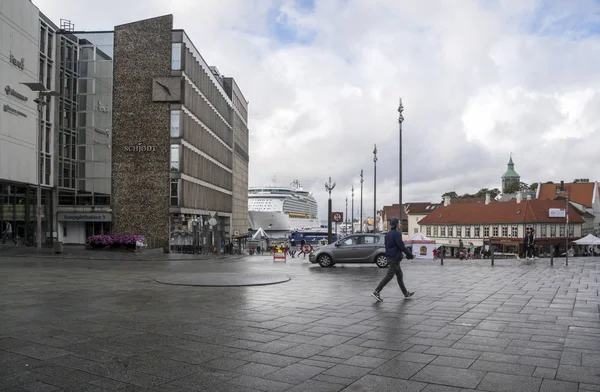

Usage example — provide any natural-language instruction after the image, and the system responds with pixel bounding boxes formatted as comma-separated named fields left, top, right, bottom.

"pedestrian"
left=523, top=229, right=536, bottom=260
left=256, top=245, right=261, bottom=255
left=371, top=217, right=414, bottom=302
left=300, top=236, right=306, bottom=258
left=2, top=220, right=17, bottom=245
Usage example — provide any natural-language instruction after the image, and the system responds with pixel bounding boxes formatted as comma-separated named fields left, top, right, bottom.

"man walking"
left=2, top=220, right=17, bottom=245
left=372, top=217, right=414, bottom=302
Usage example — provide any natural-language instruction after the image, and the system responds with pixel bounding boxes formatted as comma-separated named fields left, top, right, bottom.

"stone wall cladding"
left=111, top=15, right=173, bottom=248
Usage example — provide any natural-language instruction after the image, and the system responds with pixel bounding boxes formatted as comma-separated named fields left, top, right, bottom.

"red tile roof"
left=382, top=204, right=407, bottom=220
left=537, top=182, right=596, bottom=208
left=405, top=202, right=440, bottom=215
left=450, top=197, right=488, bottom=204
left=418, top=199, right=584, bottom=225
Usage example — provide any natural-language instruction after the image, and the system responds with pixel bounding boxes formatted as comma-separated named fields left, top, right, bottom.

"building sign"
left=3, top=104, right=27, bottom=117
left=124, top=143, right=156, bottom=152
left=5, top=85, right=28, bottom=101
left=57, top=212, right=112, bottom=222
left=97, top=101, right=109, bottom=113
left=9, top=52, right=25, bottom=70
left=549, top=208, right=566, bottom=218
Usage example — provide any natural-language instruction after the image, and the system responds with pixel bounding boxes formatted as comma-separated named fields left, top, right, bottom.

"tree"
left=441, top=191, right=458, bottom=200
left=504, top=182, right=521, bottom=194
left=529, top=182, right=539, bottom=191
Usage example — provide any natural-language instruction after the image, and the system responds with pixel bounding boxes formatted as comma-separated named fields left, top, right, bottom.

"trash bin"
left=53, top=241, right=63, bottom=254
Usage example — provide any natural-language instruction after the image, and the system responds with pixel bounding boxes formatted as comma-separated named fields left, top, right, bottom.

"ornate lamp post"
left=360, top=170, right=363, bottom=233
left=325, top=177, right=336, bottom=244
left=373, top=144, right=378, bottom=233
left=398, top=97, right=404, bottom=231
left=351, top=186, right=354, bottom=234
left=345, top=197, right=348, bottom=235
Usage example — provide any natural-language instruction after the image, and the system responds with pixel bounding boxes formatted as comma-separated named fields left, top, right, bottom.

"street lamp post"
left=345, top=197, right=348, bottom=235
left=325, top=177, right=336, bottom=244
left=360, top=170, right=363, bottom=233
left=351, top=186, right=354, bottom=234
left=21, top=82, right=59, bottom=251
left=398, top=97, right=404, bottom=232
left=565, top=194, right=569, bottom=266
left=373, top=144, right=378, bottom=233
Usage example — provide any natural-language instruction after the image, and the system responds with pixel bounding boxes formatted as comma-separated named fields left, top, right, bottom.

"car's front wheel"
left=375, top=254, right=388, bottom=268
left=318, top=254, right=333, bottom=267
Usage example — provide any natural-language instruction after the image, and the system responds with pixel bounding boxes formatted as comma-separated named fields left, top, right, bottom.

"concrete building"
left=111, top=15, right=248, bottom=249
left=1, top=0, right=54, bottom=245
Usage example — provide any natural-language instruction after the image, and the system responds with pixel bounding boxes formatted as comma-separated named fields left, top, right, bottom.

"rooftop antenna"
left=60, top=19, right=75, bottom=32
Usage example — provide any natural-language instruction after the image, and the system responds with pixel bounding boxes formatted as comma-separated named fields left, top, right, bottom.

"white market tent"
left=251, top=227, right=269, bottom=240
left=405, top=233, right=437, bottom=259
left=572, top=234, right=600, bottom=245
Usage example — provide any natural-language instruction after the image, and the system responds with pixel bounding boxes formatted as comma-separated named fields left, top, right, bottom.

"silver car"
left=309, top=234, right=388, bottom=268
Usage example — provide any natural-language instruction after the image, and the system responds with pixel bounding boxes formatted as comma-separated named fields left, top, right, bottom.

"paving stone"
left=279, top=344, right=330, bottom=358
left=318, top=345, right=367, bottom=359
left=395, top=351, right=437, bottom=364
left=341, top=374, right=427, bottom=392
left=246, top=352, right=301, bottom=367
left=411, top=365, right=487, bottom=389
left=556, top=364, right=600, bottom=385
left=470, top=359, right=535, bottom=376
left=371, top=359, right=425, bottom=379
left=476, top=372, right=542, bottom=392
left=533, top=367, right=556, bottom=379
left=430, top=356, right=475, bottom=368
left=31, top=365, right=98, bottom=387
left=234, top=362, right=282, bottom=377
left=227, top=375, right=293, bottom=392
left=264, top=363, right=324, bottom=384
left=285, top=379, right=346, bottom=392
left=421, top=385, right=462, bottom=392
left=539, top=379, right=578, bottom=392
left=342, top=355, right=388, bottom=368
left=106, top=370, right=169, bottom=388
left=19, top=381, right=60, bottom=392
left=323, top=364, right=372, bottom=379
left=8, top=344, right=70, bottom=361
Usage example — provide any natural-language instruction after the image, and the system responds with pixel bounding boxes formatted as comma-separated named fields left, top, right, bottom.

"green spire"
left=502, top=153, right=520, bottom=179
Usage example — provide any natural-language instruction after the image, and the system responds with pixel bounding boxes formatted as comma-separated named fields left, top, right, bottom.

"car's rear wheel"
left=375, top=254, right=388, bottom=268
left=318, top=254, right=333, bottom=267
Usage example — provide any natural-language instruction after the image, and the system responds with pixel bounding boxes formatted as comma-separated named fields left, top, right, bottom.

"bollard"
left=491, top=252, right=494, bottom=266
left=440, top=254, right=444, bottom=266
left=550, top=253, right=553, bottom=266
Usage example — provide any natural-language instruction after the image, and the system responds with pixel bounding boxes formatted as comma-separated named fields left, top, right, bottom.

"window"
left=541, top=224, right=547, bottom=237
left=171, top=43, right=182, bottom=70
left=568, top=224, right=574, bottom=236
left=414, top=228, right=418, bottom=233
left=550, top=224, right=556, bottom=237
left=440, top=226, right=446, bottom=237
left=484, top=226, right=490, bottom=237
left=511, top=225, right=518, bottom=237
left=492, top=226, right=499, bottom=237
left=457, top=226, right=463, bottom=238
left=170, top=110, right=180, bottom=137
left=433, top=226, right=438, bottom=236
left=361, top=236, right=380, bottom=244
left=170, top=145, right=180, bottom=171
left=502, top=225, right=508, bottom=237
left=474, top=226, right=480, bottom=238
left=465, top=227, right=471, bottom=238
left=170, top=179, right=179, bottom=206
left=426, top=226, right=431, bottom=236
left=340, top=236, right=358, bottom=246
left=560, top=225, right=565, bottom=237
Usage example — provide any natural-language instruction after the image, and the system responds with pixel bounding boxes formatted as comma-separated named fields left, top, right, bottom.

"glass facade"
left=170, top=110, right=180, bottom=137
left=171, top=43, right=182, bottom=70
left=57, top=32, right=113, bottom=207
left=0, top=183, right=52, bottom=245
left=170, top=145, right=180, bottom=171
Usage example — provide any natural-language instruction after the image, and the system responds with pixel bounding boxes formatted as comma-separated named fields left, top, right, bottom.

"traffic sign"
left=301, top=243, right=313, bottom=254
left=332, top=212, right=343, bottom=223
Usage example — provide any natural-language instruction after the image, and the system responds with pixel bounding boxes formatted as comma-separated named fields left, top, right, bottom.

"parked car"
left=309, top=234, right=388, bottom=268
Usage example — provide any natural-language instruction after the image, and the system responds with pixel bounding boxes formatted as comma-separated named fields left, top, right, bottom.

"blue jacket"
left=385, top=229, right=412, bottom=261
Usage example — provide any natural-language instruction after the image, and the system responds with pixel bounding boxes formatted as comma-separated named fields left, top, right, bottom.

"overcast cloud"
left=35, top=0, right=600, bottom=220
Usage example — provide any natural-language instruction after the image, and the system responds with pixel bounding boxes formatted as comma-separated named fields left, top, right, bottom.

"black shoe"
left=371, top=292, right=383, bottom=302
left=404, top=292, right=414, bottom=298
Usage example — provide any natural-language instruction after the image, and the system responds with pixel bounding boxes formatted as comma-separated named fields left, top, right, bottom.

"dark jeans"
left=375, top=259, right=408, bottom=295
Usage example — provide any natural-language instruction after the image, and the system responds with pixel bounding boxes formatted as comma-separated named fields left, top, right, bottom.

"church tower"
left=502, top=153, right=520, bottom=193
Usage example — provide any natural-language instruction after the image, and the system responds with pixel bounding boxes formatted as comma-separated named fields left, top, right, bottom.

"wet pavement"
left=0, top=253, right=599, bottom=391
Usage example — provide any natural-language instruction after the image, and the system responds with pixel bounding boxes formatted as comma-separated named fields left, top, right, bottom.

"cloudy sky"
left=36, top=0, right=600, bottom=220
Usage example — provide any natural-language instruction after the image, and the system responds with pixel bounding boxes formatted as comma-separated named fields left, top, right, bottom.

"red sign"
left=301, top=243, right=313, bottom=254
left=332, top=212, right=343, bottom=223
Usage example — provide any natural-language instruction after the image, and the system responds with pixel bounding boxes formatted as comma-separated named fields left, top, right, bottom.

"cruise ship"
left=248, top=180, right=320, bottom=231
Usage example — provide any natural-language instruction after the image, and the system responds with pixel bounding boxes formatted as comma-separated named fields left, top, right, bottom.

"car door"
left=331, top=236, right=358, bottom=262
left=353, top=235, right=381, bottom=262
